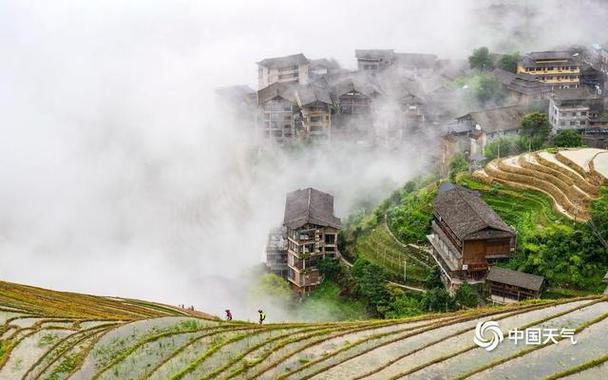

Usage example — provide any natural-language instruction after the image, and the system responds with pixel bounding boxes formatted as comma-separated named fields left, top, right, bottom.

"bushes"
left=521, top=112, right=551, bottom=143
left=454, top=283, right=478, bottom=308
left=552, top=129, right=583, bottom=147
left=460, top=175, right=608, bottom=293
left=468, top=47, right=494, bottom=71
left=449, top=153, right=469, bottom=182
left=420, top=288, right=457, bottom=313
left=387, top=185, right=437, bottom=244
left=351, top=258, right=391, bottom=314
left=496, top=52, right=520, bottom=73
left=317, top=257, right=340, bottom=280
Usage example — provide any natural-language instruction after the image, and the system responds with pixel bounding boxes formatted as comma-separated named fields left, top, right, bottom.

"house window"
left=324, top=234, right=336, bottom=245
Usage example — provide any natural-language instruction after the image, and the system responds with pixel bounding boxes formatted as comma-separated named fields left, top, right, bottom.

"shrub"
left=552, top=129, right=583, bottom=147
left=455, top=282, right=478, bottom=308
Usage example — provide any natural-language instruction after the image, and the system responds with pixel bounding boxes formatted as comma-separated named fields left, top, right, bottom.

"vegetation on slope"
left=458, top=174, right=608, bottom=294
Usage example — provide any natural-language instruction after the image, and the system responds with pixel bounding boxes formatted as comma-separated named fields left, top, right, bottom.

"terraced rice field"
left=1, top=280, right=607, bottom=379
left=351, top=222, right=435, bottom=288
left=474, top=148, right=607, bottom=221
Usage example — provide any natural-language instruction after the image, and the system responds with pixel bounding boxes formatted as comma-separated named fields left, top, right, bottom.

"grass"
left=457, top=173, right=571, bottom=231
left=351, top=223, right=431, bottom=288
left=293, top=281, right=370, bottom=321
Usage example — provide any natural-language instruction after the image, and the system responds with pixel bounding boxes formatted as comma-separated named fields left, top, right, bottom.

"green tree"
left=454, top=282, right=478, bottom=308
left=521, top=112, right=551, bottom=144
left=351, top=258, right=391, bottom=314
left=317, top=257, right=340, bottom=280
left=552, top=129, right=583, bottom=147
left=468, top=47, right=494, bottom=71
left=474, top=75, right=504, bottom=105
left=425, top=266, right=444, bottom=289
left=421, top=288, right=457, bottom=312
left=449, top=153, right=469, bottom=182
left=497, top=52, right=520, bottom=73
left=385, top=295, right=422, bottom=318
left=484, top=136, right=516, bottom=159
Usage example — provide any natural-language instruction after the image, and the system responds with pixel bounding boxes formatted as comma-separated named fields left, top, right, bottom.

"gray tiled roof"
left=457, top=105, right=526, bottom=134
left=295, top=82, right=332, bottom=106
left=257, top=82, right=297, bottom=105
left=552, top=87, right=600, bottom=102
left=433, top=186, right=515, bottom=241
left=284, top=188, right=341, bottom=229
left=487, top=267, right=544, bottom=291
left=257, top=53, right=309, bottom=69
left=355, top=49, right=394, bottom=60
left=521, top=51, right=578, bottom=66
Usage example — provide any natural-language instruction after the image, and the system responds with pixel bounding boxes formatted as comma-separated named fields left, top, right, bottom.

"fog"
left=1, top=0, right=607, bottom=321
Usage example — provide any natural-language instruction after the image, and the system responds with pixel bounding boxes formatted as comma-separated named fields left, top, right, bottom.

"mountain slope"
left=1, top=280, right=607, bottom=379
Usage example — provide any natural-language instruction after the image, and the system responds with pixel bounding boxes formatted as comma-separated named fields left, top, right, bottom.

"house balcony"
left=288, top=268, right=321, bottom=288
left=427, top=233, right=461, bottom=272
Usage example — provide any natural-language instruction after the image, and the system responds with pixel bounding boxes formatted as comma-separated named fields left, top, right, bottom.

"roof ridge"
left=307, top=188, right=312, bottom=223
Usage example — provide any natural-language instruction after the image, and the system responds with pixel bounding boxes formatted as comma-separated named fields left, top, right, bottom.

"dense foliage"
left=449, top=152, right=469, bottom=182
left=468, top=47, right=494, bottom=71
left=484, top=135, right=535, bottom=159
left=521, top=112, right=551, bottom=143
left=459, top=176, right=608, bottom=293
left=496, top=52, right=520, bottom=73
left=552, top=129, right=583, bottom=147
left=387, top=184, right=437, bottom=244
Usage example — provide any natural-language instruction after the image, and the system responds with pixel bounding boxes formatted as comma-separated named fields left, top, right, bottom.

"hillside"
left=474, top=148, right=608, bottom=221
left=1, top=280, right=607, bottom=379
left=342, top=149, right=608, bottom=294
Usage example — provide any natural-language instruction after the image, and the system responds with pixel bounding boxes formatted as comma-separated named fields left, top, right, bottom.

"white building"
left=257, top=54, right=310, bottom=90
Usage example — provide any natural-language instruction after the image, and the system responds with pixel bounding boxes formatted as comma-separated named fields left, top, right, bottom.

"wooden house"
left=427, top=185, right=517, bottom=291
left=486, top=266, right=544, bottom=303
left=284, top=188, right=341, bottom=295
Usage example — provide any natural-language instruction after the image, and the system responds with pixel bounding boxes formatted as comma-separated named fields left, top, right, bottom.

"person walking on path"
left=258, top=309, right=266, bottom=325
left=225, top=309, right=232, bottom=321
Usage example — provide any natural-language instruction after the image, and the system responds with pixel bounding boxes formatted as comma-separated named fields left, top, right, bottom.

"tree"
left=521, top=112, right=551, bottom=144
left=468, top=47, right=494, bottom=71
left=317, top=257, right=340, bottom=280
left=421, top=288, right=457, bottom=312
left=351, top=258, right=391, bottom=313
left=552, top=129, right=583, bottom=147
left=449, top=153, right=469, bottom=182
left=474, top=75, right=504, bottom=105
left=425, top=266, right=444, bottom=289
left=484, top=136, right=516, bottom=159
left=385, top=295, right=422, bottom=318
left=497, top=52, right=520, bottom=73
left=454, top=282, right=478, bottom=308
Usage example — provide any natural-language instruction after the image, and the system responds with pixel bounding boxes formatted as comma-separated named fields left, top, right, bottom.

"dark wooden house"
left=284, top=188, right=341, bottom=295
left=486, top=267, right=544, bottom=303
left=427, top=185, right=516, bottom=291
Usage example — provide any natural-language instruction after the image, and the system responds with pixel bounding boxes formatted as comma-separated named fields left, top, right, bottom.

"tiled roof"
left=487, top=267, right=544, bottom=291
left=257, top=53, right=309, bottom=69
left=433, top=186, right=515, bottom=240
left=284, top=188, right=341, bottom=229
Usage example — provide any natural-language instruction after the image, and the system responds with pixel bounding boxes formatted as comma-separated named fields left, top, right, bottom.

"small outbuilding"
left=486, top=267, right=544, bottom=304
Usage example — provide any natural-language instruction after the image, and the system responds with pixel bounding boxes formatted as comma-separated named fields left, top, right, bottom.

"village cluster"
left=218, top=45, right=608, bottom=156
left=218, top=45, right=608, bottom=304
